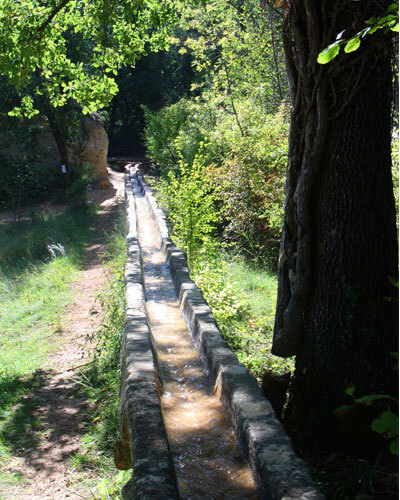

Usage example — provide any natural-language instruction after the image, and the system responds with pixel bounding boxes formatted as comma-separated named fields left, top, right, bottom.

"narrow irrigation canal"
left=132, top=175, right=260, bottom=499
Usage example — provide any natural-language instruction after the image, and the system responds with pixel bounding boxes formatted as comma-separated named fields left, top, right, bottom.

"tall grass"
left=0, top=205, right=96, bottom=275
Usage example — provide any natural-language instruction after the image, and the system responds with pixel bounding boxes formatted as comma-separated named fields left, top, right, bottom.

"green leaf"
left=335, top=404, right=353, bottom=414
left=391, top=22, right=399, bottom=32
left=369, top=24, right=381, bottom=34
left=344, top=386, right=356, bottom=397
left=371, top=411, right=398, bottom=434
left=344, top=36, right=361, bottom=53
left=317, top=42, right=340, bottom=64
left=355, top=394, right=394, bottom=405
left=388, top=3, right=398, bottom=13
left=390, top=438, right=399, bottom=455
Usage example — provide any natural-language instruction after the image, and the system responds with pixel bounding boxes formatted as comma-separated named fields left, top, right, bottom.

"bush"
left=143, top=98, right=222, bottom=177
left=210, top=102, right=289, bottom=264
left=0, top=155, right=59, bottom=211
left=66, top=162, right=95, bottom=202
left=159, top=153, right=221, bottom=267
left=143, top=97, right=289, bottom=265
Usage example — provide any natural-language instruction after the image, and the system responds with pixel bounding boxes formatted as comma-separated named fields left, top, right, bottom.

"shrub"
left=209, top=102, right=289, bottom=264
left=144, top=97, right=289, bottom=265
left=0, top=155, right=59, bottom=211
left=66, top=162, right=95, bottom=202
left=159, top=153, right=221, bottom=267
left=143, top=98, right=222, bottom=177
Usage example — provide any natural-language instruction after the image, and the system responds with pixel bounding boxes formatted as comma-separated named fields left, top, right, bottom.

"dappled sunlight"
left=0, top=368, right=91, bottom=479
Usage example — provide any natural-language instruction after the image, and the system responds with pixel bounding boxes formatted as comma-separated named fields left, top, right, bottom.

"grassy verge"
left=68, top=204, right=129, bottom=499
left=0, top=200, right=130, bottom=499
left=193, top=255, right=294, bottom=380
left=0, top=204, right=97, bottom=463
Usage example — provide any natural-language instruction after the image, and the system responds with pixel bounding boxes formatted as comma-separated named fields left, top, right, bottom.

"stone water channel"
left=133, top=172, right=260, bottom=499
left=118, top=164, right=323, bottom=500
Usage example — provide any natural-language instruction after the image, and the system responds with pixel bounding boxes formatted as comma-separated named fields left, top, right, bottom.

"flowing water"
left=133, top=180, right=260, bottom=499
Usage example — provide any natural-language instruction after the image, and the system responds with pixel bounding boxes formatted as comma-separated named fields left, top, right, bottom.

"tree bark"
left=272, top=0, right=398, bottom=452
left=45, top=106, right=72, bottom=188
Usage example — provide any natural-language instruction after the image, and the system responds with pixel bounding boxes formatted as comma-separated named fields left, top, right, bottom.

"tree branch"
left=38, top=0, right=73, bottom=40
left=262, top=0, right=285, bottom=19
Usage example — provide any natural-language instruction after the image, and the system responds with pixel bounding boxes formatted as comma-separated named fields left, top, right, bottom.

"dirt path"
left=1, top=169, right=125, bottom=500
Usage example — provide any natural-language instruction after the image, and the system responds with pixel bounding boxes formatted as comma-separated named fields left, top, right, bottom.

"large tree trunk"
left=272, top=0, right=398, bottom=454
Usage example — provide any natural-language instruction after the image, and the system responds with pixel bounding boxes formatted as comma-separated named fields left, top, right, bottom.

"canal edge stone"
left=117, top=168, right=180, bottom=500
left=132, top=164, right=325, bottom=500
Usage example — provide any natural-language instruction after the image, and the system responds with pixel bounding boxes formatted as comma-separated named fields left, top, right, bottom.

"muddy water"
left=133, top=182, right=260, bottom=499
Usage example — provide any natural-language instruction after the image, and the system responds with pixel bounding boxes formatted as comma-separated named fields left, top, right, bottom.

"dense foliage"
left=145, top=99, right=290, bottom=262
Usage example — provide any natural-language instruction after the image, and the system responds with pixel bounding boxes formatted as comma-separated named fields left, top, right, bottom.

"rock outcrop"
left=74, top=115, right=109, bottom=180
left=1, top=113, right=109, bottom=181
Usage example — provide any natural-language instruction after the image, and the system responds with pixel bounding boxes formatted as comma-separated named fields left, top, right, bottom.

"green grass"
left=0, top=259, right=75, bottom=382
left=0, top=204, right=96, bottom=274
left=193, top=254, right=294, bottom=379
left=225, top=258, right=278, bottom=317
left=0, top=204, right=97, bottom=461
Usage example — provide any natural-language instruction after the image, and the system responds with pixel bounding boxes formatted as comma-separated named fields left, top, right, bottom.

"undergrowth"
left=193, top=256, right=294, bottom=379
left=0, top=204, right=96, bottom=274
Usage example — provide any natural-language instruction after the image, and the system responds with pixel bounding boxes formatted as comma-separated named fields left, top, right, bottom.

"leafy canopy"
left=0, top=0, right=177, bottom=116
